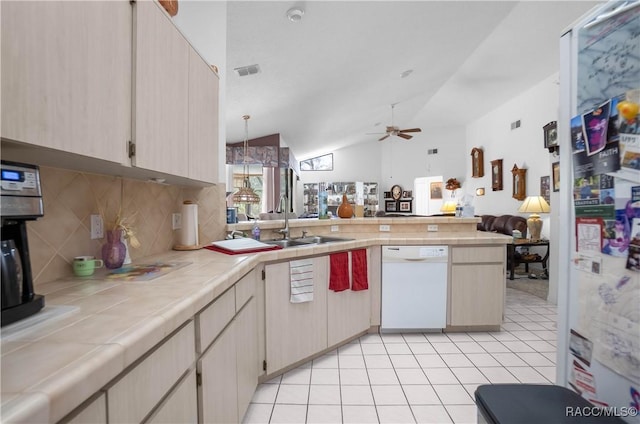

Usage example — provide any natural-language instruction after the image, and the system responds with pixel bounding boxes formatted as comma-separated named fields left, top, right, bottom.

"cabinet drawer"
left=197, top=287, right=235, bottom=353
left=451, top=246, right=504, bottom=263
left=107, top=321, right=195, bottom=424
left=235, top=269, right=257, bottom=311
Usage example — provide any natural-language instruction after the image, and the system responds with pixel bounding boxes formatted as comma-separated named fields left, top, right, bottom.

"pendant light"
left=233, top=115, right=261, bottom=204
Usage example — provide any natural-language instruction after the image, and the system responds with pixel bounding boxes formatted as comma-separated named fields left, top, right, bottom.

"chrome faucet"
left=275, top=193, right=290, bottom=240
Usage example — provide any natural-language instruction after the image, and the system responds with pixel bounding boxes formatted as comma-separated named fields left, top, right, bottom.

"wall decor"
left=391, top=184, right=403, bottom=200
left=385, top=200, right=397, bottom=212
left=402, top=190, right=412, bottom=199
left=399, top=200, right=412, bottom=212
left=544, top=121, right=559, bottom=154
left=511, top=164, right=527, bottom=200
left=552, top=162, right=560, bottom=192
left=430, top=182, right=443, bottom=199
left=540, top=176, right=551, bottom=205
left=476, top=187, right=485, bottom=196
left=491, top=159, right=503, bottom=191
left=471, top=147, right=484, bottom=178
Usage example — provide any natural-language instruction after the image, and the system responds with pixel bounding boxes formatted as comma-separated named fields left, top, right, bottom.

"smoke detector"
left=286, top=8, right=304, bottom=22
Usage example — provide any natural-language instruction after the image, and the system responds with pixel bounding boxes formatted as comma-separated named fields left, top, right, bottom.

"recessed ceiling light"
left=286, top=8, right=304, bottom=22
left=400, top=69, right=413, bottom=79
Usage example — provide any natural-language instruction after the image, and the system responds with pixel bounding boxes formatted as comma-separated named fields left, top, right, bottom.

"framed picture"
left=544, top=121, right=559, bottom=154
left=391, top=184, right=403, bottom=200
left=385, top=200, right=397, bottom=212
left=540, top=176, right=551, bottom=205
left=511, top=164, right=527, bottom=200
left=383, top=191, right=392, bottom=199
left=491, top=159, right=503, bottom=191
left=552, top=162, right=560, bottom=192
left=471, top=147, right=484, bottom=178
left=399, top=200, right=412, bottom=212
left=402, top=190, right=412, bottom=199
left=430, top=182, right=443, bottom=199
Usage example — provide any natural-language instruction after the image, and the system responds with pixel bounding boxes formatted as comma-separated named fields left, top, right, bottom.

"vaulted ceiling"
left=225, top=1, right=600, bottom=160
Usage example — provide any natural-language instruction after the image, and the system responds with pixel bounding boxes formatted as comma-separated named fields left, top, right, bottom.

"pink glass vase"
left=102, top=228, right=126, bottom=269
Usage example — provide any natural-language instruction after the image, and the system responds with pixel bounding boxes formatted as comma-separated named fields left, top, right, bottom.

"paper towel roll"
left=180, top=201, right=199, bottom=247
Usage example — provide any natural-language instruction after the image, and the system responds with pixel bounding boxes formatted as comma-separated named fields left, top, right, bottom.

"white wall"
left=466, top=73, right=561, bottom=235
left=299, top=126, right=466, bottom=207
left=173, top=1, right=228, bottom=183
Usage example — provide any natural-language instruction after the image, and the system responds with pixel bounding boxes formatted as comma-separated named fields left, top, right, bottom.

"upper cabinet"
left=133, top=0, right=190, bottom=178
left=1, top=0, right=220, bottom=185
left=1, top=1, right=132, bottom=165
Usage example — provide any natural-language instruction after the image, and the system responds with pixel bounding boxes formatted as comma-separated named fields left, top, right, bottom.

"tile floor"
left=243, top=288, right=557, bottom=424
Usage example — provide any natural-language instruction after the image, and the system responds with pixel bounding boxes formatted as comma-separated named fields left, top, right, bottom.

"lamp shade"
left=518, top=196, right=550, bottom=214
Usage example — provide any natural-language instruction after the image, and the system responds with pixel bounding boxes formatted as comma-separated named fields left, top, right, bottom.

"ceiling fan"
left=371, top=103, right=422, bottom=141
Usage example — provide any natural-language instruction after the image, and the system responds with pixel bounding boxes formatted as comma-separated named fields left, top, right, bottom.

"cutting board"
left=210, top=238, right=275, bottom=252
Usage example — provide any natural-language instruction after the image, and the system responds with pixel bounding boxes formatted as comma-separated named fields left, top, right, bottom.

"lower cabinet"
left=199, top=319, right=238, bottom=424
left=64, top=394, right=106, bottom=424
left=449, top=246, right=505, bottom=327
left=197, top=268, right=260, bottom=423
left=107, top=321, right=195, bottom=423
left=148, top=370, right=198, bottom=424
left=264, top=257, right=328, bottom=374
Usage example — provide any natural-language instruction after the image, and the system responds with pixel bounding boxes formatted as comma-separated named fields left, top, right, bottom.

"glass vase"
left=102, top=228, right=126, bottom=269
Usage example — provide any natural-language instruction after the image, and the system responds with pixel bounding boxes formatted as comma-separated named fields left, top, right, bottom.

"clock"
left=391, top=184, right=402, bottom=200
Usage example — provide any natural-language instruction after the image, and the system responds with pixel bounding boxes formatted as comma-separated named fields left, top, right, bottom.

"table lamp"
left=518, top=196, right=550, bottom=241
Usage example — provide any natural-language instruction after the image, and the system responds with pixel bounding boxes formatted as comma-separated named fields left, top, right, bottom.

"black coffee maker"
left=1, top=160, right=45, bottom=326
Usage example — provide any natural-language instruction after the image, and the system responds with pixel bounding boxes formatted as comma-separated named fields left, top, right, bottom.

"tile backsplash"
left=26, top=166, right=226, bottom=287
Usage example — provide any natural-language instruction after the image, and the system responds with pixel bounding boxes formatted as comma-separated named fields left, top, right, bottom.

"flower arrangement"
left=100, top=205, right=140, bottom=269
left=445, top=178, right=461, bottom=191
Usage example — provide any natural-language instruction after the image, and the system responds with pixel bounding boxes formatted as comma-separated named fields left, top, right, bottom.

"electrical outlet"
left=428, top=224, right=439, bottom=232
left=172, top=213, right=182, bottom=230
left=379, top=224, right=390, bottom=232
left=90, top=214, right=104, bottom=239
left=331, top=225, right=339, bottom=232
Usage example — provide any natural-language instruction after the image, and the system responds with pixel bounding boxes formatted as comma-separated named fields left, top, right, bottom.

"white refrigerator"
left=558, top=2, right=640, bottom=421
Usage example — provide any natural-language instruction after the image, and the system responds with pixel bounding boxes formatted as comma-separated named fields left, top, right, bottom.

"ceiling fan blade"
left=378, top=134, right=390, bottom=141
left=397, top=133, right=413, bottom=140
left=399, top=128, right=422, bottom=133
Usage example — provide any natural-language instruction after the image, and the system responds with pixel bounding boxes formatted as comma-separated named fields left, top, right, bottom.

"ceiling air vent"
left=234, top=64, right=261, bottom=77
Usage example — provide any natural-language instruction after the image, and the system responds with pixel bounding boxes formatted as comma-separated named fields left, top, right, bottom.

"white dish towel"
left=289, top=259, right=314, bottom=303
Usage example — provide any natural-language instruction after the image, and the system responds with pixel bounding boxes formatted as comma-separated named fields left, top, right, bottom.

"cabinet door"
left=236, top=297, right=258, bottom=421
left=108, top=321, right=195, bottom=423
left=133, top=0, right=189, bottom=176
left=64, top=393, right=106, bottom=424
left=148, top=370, right=197, bottom=424
left=449, top=264, right=504, bottom=326
left=265, top=257, right=328, bottom=374
left=198, top=320, right=238, bottom=424
left=188, top=49, right=219, bottom=183
left=1, top=1, right=131, bottom=164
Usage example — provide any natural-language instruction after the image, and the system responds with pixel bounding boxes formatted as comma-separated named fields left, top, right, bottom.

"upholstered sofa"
left=477, top=214, right=527, bottom=239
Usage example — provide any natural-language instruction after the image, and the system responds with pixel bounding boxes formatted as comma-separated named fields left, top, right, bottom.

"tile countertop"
left=0, top=231, right=511, bottom=423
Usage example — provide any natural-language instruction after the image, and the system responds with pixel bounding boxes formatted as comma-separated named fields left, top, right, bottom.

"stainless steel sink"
left=263, top=235, right=353, bottom=248
left=263, top=239, right=315, bottom=248
left=294, top=235, right=353, bottom=244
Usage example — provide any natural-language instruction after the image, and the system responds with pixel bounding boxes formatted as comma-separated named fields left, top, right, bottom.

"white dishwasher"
left=381, top=245, right=448, bottom=332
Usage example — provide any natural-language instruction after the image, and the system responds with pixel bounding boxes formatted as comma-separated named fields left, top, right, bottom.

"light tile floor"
left=243, top=288, right=557, bottom=424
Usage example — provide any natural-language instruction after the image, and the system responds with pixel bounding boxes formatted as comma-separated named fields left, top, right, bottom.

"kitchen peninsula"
left=1, top=217, right=510, bottom=423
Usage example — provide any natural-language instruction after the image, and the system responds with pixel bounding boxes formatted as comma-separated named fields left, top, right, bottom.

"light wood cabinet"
left=133, top=0, right=190, bottom=177
left=148, top=370, right=197, bottom=424
left=236, top=297, right=259, bottom=421
left=198, top=320, right=238, bottom=424
left=327, top=249, right=372, bottom=347
left=107, top=321, right=195, bottom=423
left=187, top=48, right=219, bottom=183
left=63, top=393, right=106, bottom=424
left=197, top=286, right=235, bottom=354
left=449, top=246, right=505, bottom=327
left=1, top=1, right=131, bottom=164
left=264, top=257, right=328, bottom=374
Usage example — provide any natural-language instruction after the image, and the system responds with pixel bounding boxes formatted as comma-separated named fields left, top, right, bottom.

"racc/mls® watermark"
left=566, top=406, right=638, bottom=418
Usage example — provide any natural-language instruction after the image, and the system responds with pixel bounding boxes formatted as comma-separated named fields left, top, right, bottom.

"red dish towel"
left=351, top=249, right=369, bottom=291
left=329, top=252, right=350, bottom=292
